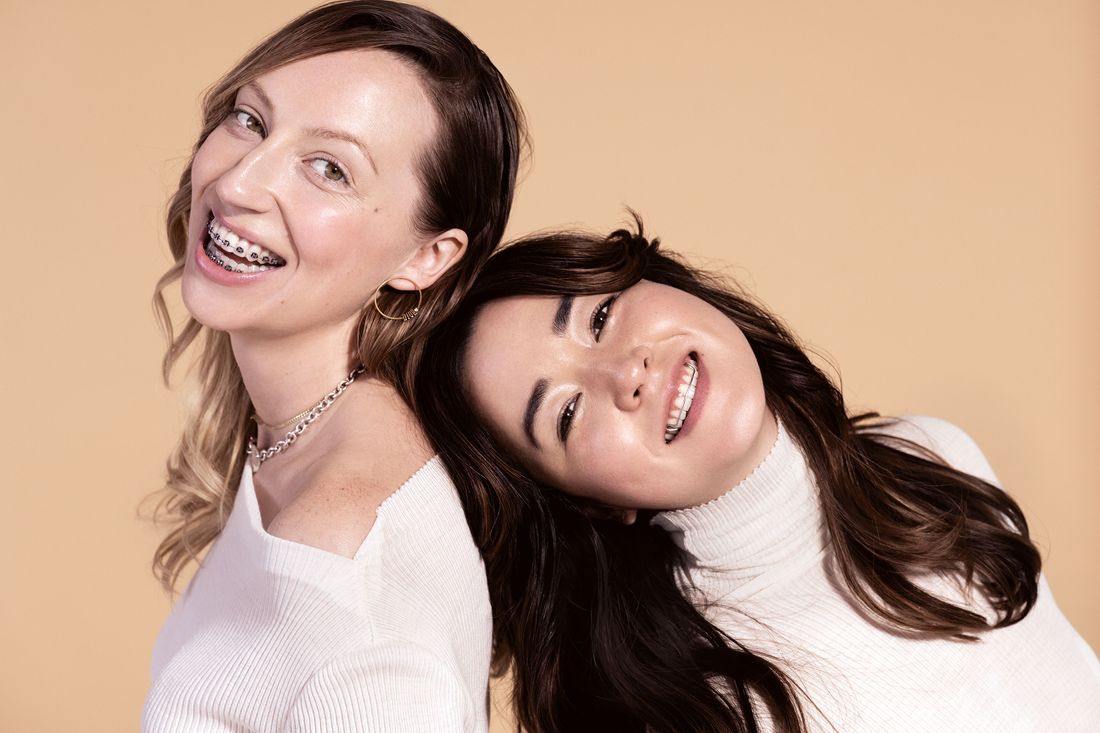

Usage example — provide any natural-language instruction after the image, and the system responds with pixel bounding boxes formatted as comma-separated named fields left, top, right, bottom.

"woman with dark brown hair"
left=141, top=2, right=525, bottom=730
left=410, top=220, right=1100, bottom=732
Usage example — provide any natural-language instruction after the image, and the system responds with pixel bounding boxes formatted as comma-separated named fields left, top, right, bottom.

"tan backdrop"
left=1, top=1, right=1096, bottom=730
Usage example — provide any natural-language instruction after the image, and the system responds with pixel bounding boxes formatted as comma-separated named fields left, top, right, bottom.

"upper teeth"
left=207, top=217, right=286, bottom=266
left=665, top=355, right=698, bottom=443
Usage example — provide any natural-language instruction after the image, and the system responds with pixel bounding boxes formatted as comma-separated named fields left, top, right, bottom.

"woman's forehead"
left=464, top=296, right=565, bottom=442
left=479, top=292, right=554, bottom=323
left=468, top=296, right=554, bottom=374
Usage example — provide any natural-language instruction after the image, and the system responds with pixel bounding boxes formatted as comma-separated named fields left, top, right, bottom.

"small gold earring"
left=373, top=281, right=423, bottom=321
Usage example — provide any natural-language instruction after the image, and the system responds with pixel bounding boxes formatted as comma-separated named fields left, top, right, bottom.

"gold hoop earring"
left=373, top=281, right=423, bottom=322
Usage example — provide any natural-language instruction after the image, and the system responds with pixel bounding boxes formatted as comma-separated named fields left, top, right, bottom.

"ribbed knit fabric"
left=142, top=456, right=491, bottom=732
left=653, top=415, right=1100, bottom=732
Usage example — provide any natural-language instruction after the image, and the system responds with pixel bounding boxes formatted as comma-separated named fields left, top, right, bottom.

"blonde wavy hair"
left=142, top=0, right=525, bottom=595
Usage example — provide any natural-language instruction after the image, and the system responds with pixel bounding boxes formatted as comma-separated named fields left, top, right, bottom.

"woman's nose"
left=213, top=144, right=279, bottom=214
left=598, top=346, right=651, bottom=410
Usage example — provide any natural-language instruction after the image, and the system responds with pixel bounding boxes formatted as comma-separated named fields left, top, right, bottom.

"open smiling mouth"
left=664, top=352, right=698, bottom=443
left=202, top=214, right=287, bottom=273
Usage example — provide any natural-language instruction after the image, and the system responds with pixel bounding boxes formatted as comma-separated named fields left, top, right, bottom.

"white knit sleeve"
left=281, top=642, right=473, bottom=732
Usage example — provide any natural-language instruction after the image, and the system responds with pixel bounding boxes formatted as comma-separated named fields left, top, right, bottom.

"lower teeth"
left=205, top=241, right=273, bottom=274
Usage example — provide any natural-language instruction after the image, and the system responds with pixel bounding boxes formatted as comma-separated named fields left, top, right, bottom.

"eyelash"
left=590, top=294, right=618, bottom=342
left=230, top=107, right=266, bottom=137
left=559, top=394, right=579, bottom=443
left=227, top=107, right=351, bottom=187
left=558, top=294, right=620, bottom=443
left=309, top=156, right=350, bottom=185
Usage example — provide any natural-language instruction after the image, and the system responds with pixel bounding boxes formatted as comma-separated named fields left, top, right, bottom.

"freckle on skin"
left=374, top=207, right=380, bottom=213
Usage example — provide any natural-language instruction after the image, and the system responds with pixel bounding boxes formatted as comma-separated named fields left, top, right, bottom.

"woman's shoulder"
left=361, top=457, right=492, bottom=668
left=264, top=387, right=438, bottom=555
left=261, top=451, right=444, bottom=558
left=865, top=414, right=1001, bottom=487
left=261, top=377, right=478, bottom=564
left=309, top=449, right=479, bottom=566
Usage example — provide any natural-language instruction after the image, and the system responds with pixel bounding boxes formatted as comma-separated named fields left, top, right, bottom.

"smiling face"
left=181, top=49, right=449, bottom=337
left=463, top=280, right=778, bottom=512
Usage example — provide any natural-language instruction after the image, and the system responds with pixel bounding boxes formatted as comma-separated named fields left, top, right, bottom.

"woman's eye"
left=558, top=394, right=579, bottom=443
left=310, top=157, right=348, bottom=184
left=231, top=108, right=264, bottom=135
left=591, top=294, right=618, bottom=342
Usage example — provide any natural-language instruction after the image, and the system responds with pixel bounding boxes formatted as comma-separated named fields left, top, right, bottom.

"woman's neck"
left=652, top=415, right=827, bottom=592
left=230, top=324, right=433, bottom=528
left=230, top=325, right=362, bottom=448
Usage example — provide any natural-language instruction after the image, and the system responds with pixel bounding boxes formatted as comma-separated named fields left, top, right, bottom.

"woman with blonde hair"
left=141, top=2, right=524, bottom=730
left=411, top=220, right=1100, bottom=732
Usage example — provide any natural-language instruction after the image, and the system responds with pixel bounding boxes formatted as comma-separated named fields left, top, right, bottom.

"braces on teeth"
left=665, top=355, right=699, bottom=443
left=206, top=218, right=286, bottom=267
left=204, top=242, right=257, bottom=273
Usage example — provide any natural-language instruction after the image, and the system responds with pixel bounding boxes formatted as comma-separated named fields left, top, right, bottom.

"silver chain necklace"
left=246, top=365, right=366, bottom=473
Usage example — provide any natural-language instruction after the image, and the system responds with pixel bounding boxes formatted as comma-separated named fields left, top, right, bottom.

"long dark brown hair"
left=405, top=219, right=1041, bottom=732
left=146, top=0, right=526, bottom=594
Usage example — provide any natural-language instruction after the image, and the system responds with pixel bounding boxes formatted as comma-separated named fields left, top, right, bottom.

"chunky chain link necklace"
left=246, top=365, right=366, bottom=473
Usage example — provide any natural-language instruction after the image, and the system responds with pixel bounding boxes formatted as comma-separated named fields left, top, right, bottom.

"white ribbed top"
left=654, top=416, right=1100, bottom=732
left=142, top=456, right=491, bottom=732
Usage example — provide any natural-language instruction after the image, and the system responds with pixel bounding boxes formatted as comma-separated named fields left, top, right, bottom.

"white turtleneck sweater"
left=653, top=415, right=1100, bottom=732
left=141, top=456, right=491, bottom=732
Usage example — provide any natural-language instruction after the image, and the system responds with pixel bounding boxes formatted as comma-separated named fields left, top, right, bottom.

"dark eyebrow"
left=239, top=82, right=378, bottom=175
left=552, top=295, right=574, bottom=336
left=522, top=297, right=574, bottom=448
left=523, top=378, right=549, bottom=449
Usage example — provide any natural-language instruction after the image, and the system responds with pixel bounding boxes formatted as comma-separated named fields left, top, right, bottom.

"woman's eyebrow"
left=552, top=295, right=574, bottom=336
left=523, top=378, right=549, bottom=448
left=521, top=296, right=576, bottom=449
left=241, top=81, right=273, bottom=110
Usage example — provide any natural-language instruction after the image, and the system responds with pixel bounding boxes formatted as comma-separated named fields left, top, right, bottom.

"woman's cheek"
left=580, top=424, right=654, bottom=508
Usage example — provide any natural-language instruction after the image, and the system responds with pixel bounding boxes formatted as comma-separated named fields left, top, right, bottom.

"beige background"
left=1, top=1, right=1096, bottom=730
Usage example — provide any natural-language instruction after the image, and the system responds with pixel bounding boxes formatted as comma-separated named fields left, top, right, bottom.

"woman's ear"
left=388, top=228, right=468, bottom=291
left=579, top=501, right=639, bottom=526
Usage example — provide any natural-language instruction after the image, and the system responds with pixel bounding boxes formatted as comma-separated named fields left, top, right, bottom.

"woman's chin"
left=180, top=281, right=247, bottom=334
